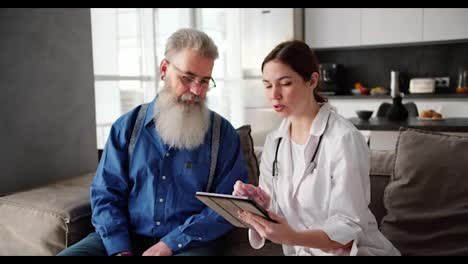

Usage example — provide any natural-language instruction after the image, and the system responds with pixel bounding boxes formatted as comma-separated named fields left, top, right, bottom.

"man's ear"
left=160, top=59, right=169, bottom=80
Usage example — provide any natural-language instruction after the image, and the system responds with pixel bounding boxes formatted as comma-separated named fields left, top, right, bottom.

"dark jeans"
left=57, top=232, right=221, bottom=256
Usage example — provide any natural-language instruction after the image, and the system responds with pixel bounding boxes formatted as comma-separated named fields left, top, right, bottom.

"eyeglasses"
left=168, top=61, right=216, bottom=90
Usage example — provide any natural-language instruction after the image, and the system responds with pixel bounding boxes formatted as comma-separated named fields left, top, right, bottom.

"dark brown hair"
left=261, top=40, right=327, bottom=103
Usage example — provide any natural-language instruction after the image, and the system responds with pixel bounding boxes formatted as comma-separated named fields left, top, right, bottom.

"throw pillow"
left=236, top=125, right=259, bottom=186
left=380, top=128, right=468, bottom=256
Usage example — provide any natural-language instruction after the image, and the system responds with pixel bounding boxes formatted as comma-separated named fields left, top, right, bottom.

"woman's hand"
left=238, top=209, right=297, bottom=246
left=232, top=180, right=271, bottom=209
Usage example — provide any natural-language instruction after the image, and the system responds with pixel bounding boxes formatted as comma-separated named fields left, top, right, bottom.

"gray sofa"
left=1, top=127, right=467, bottom=255
left=0, top=149, right=392, bottom=256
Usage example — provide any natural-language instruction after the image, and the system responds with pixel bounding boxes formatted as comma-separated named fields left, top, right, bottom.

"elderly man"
left=58, top=28, right=248, bottom=256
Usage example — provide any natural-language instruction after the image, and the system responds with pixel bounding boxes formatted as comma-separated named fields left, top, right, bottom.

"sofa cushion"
left=0, top=173, right=94, bottom=255
left=380, top=128, right=468, bottom=256
left=236, top=125, right=260, bottom=186
left=370, top=149, right=395, bottom=177
left=369, top=150, right=394, bottom=227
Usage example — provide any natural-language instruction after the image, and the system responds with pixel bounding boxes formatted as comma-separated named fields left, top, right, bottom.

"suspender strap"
left=206, top=112, right=221, bottom=192
left=128, top=104, right=221, bottom=192
left=128, top=103, right=149, bottom=163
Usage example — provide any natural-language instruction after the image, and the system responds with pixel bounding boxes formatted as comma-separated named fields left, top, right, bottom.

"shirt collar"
left=144, top=97, right=157, bottom=127
left=273, top=102, right=332, bottom=140
left=309, top=103, right=332, bottom=137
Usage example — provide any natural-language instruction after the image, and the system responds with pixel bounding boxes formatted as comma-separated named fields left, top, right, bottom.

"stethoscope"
left=270, top=115, right=329, bottom=212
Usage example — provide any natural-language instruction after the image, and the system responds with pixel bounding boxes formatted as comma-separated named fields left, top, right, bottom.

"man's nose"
left=189, top=83, right=204, bottom=96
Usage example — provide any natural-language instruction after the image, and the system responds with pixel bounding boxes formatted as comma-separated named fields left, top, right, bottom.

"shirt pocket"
left=173, top=162, right=209, bottom=211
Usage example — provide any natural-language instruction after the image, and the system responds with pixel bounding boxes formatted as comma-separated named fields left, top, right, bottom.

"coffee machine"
left=319, top=63, right=346, bottom=95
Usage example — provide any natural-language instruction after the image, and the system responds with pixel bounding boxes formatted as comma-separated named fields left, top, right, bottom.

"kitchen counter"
left=349, top=117, right=468, bottom=132
left=326, top=94, right=468, bottom=100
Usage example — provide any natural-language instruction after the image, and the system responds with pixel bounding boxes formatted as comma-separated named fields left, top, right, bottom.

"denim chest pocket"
left=176, top=161, right=210, bottom=193
left=171, top=162, right=209, bottom=211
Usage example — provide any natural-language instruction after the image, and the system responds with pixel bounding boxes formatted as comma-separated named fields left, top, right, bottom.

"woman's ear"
left=309, top=72, right=320, bottom=90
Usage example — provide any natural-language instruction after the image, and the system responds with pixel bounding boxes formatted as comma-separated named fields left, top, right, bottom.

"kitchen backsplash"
left=315, top=41, right=468, bottom=94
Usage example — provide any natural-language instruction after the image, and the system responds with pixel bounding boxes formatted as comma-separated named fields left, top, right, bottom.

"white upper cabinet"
left=304, top=8, right=468, bottom=48
left=423, top=8, right=468, bottom=41
left=241, top=8, right=294, bottom=77
left=361, top=8, right=423, bottom=45
left=305, top=8, right=361, bottom=49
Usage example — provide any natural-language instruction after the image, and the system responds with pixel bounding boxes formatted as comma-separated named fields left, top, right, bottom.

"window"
left=91, top=8, right=156, bottom=149
left=91, top=8, right=243, bottom=149
left=197, top=8, right=243, bottom=128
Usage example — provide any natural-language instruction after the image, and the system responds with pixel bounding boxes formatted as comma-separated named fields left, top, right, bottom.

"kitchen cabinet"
left=305, top=8, right=361, bottom=49
left=241, top=8, right=294, bottom=77
left=305, top=8, right=468, bottom=49
left=240, top=8, right=296, bottom=146
left=361, top=8, right=423, bottom=46
left=423, top=8, right=468, bottom=41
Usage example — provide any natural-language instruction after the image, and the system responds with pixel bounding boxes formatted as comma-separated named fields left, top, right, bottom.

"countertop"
left=326, top=94, right=468, bottom=100
left=349, top=117, right=468, bottom=132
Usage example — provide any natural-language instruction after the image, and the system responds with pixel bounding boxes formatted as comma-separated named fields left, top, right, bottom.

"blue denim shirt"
left=91, top=99, right=248, bottom=255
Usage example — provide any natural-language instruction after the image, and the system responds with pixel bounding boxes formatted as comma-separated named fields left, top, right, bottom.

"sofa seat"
left=0, top=173, right=95, bottom=255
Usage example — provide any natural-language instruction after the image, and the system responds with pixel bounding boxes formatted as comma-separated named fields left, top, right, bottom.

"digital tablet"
left=195, top=191, right=276, bottom=229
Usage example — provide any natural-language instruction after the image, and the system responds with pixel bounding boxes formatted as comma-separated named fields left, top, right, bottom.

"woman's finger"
left=244, top=211, right=273, bottom=227
left=240, top=212, right=268, bottom=237
left=267, top=210, right=283, bottom=223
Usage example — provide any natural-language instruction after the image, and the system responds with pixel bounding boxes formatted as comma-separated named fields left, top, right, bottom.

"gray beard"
left=154, top=89, right=210, bottom=150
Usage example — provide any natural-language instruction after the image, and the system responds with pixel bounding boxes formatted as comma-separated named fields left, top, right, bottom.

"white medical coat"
left=249, top=103, right=400, bottom=256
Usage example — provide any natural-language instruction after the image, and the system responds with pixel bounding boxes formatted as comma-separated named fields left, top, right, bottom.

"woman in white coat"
left=233, top=40, right=400, bottom=256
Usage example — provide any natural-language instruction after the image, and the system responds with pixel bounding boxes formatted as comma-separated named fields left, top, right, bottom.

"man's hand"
left=142, top=241, right=173, bottom=256
left=115, top=251, right=133, bottom=256
left=232, top=180, right=271, bottom=209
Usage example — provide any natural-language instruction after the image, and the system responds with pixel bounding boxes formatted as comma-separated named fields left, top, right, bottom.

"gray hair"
left=164, top=28, right=219, bottom=60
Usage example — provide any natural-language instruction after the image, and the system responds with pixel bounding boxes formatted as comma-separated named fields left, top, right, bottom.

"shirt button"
left=165, top=153, right=170, bottom=157
left=156, top=221, right=161, bottom=226
left=178, top=244, right=183, bottom=248
left=162, top=176, right=166, bottom=180
left=159, top=198, right=164, bottom=203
